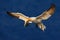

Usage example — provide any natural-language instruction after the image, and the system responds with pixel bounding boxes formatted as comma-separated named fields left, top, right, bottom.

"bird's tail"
left=36, top=23, right=46, bottom=31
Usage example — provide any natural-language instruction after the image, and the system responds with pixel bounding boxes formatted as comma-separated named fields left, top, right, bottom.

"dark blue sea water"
left=0, top=0, right=60, bottom=40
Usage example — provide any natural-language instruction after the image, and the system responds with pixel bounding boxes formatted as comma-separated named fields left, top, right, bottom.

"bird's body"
left=27, top=17, right=36, bottom=23
left=7, top=4, right=55, bottom=31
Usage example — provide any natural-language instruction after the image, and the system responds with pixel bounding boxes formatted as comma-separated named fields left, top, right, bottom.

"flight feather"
left=37, top=4, right=55, bottom=20
left=7, top=12, right=29, bottom=21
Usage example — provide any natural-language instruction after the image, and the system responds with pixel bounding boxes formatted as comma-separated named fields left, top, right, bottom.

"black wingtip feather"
left=7, top=11, right=19, bottom=18
left=7, top=11, right=15, bottom=17
left=7, top=11, right=13, bottom=16
left=47, top=3, right=55, bottom=11
left=7, top=11, right=12, bottom=15
left=51, top=3, right=56, bottom=8
left=7, top=11, right=12, bottom=14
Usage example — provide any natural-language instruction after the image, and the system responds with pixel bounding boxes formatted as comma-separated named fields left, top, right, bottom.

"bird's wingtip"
left=7, top=11, right=11, bottom=14
left=7, top=11, right=12, bottom=15
left=47, top=3, right=56, bottom=12
left=7, top=11, right=14, bottom=17
left=51, top=3, right=56, bottom=8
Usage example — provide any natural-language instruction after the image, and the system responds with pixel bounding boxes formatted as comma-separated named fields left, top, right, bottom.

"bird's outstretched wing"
left=37, top=4, right=55, bottom=20
left=7, top=12, right=29, bottom=21
left=7, top=12, right=30, bottom=27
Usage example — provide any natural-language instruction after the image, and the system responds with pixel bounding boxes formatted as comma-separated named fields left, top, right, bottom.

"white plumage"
left=7, top=4, right=55, bottom=31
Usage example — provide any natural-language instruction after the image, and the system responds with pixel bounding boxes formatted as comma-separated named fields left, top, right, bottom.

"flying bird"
left=7, top=4, right=55, bottom=31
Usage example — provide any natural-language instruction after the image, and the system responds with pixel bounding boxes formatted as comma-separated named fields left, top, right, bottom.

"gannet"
left=7, top=4, right=55, bottom=31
